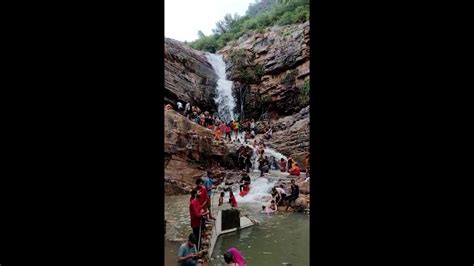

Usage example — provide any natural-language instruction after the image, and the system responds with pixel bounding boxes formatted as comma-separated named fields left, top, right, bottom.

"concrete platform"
left=207, top=209, right=257, bottom=258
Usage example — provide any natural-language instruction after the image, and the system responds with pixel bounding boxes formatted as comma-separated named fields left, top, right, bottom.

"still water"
left=164, top=172, right=309, bottom=266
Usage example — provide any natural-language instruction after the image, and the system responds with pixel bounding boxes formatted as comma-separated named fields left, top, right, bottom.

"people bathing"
left=223, top=247, right=246, bottom=266
left=229, top=191, right=238, bottom=208
left=218, top=191, right=224, bottom=206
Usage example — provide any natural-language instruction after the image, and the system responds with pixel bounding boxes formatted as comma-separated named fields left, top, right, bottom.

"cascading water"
left=205, top=53, right=236, bottom=123
left=235, top=177, right=277, bottom=204
left=206, top=53, right=290, bottom=207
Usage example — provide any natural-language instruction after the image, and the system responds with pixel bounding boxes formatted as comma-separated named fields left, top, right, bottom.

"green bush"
left=190, top=0, right=309, bottom=53
left=281, top=69, right=298, bottom=85
left=298, top=76, right=310, bottom=105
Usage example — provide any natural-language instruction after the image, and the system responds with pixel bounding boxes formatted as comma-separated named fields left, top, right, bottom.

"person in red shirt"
left=189, top=189, right=208, bottom=244
left=289, top=163, right=301, bottom=176
left=195, top=179, right=209, bottom=209
left=229, top=191, right=238, bottom=208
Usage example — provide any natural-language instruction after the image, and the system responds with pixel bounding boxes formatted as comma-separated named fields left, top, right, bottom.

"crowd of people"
left=261, top=179, right=301, bottom=214
left=171, top=97, right=309, bottom=265
left=166, top=100, right=275, bottom=146
left=180, top=170, right=248, bottom=265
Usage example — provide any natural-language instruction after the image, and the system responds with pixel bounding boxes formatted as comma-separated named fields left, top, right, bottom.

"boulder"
left=293, top=194, right=310, bottom=212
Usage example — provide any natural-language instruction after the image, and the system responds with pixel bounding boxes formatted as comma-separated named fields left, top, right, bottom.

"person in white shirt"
left=177, top=101, right=183, bottom=111
left=250, top=119, right=256, bottom=137
left=185, top=102, right=191, bottom=118
left=276, top=185, right=287, bottom=206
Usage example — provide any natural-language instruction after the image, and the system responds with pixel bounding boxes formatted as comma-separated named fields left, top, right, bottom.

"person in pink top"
left=223, top=247, right=246, bottom=266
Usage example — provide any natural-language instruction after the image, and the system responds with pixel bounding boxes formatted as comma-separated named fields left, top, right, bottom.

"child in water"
left=219, top=192, right=224, bottom=206
left=261, top=200, right=277, bottom=215
left=229, top=191, right=238, bottom=208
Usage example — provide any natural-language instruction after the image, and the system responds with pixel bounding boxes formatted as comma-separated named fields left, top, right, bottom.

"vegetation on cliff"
left=190, top=0, right=309, bottom=53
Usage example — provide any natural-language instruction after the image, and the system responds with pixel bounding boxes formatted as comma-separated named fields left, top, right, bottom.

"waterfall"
left=206, top=53, right=292, bottom=210
left=205, top=53, right=236, bottom=123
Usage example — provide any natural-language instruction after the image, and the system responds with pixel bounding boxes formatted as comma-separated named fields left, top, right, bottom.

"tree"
left=197, top=30, right=205, bottom=39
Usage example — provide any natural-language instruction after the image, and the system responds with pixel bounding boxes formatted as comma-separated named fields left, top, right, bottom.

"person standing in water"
left=223, top=247, right=246, bottom=266
left=229, top=191, right=238, bottom=208
left=239, top=172, right=251, bottom=192
left=218, top=191, right=225, bottom=206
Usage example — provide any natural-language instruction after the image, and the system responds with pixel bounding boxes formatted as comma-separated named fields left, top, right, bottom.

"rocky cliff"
left=218, top=22, right=310, bottom=165
left=164, top=109, right=252, bottom=195
left=164, top=110, right=228, bottom=194
left=218, top=21, right=310, bottom=118
left=164, top=38, right=218, bottom=113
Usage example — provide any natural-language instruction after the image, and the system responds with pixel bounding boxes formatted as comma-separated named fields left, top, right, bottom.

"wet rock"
left=164, top=110, right=232, bottom=195
left=298, top=181, right=310, bottom=195
left=165, top=38, right=218, bottom=112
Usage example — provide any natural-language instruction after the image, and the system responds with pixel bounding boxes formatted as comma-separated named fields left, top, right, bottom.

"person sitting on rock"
left=224, top=247, right=246, bottom=266
left=289, top=162, right=301, bottom=176
left=287, top=157, right=295, bottom=173
left=165, top=103, right=173, bottom=111
left=285, top=180, right=300, bottom=212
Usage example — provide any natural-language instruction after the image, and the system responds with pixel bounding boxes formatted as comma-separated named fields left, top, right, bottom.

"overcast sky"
left=165, top=0, right=255, bottom=43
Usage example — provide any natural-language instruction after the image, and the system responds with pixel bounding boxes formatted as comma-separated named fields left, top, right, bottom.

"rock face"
left=164, top=109, right=230, bottom=193
left=165, top=38, right=218, bottom=113
left=218, top=21, right=310, bottom=118
left=268, top=106, right=310, bottom=167
left=215, top=23, right=310, bottom=164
